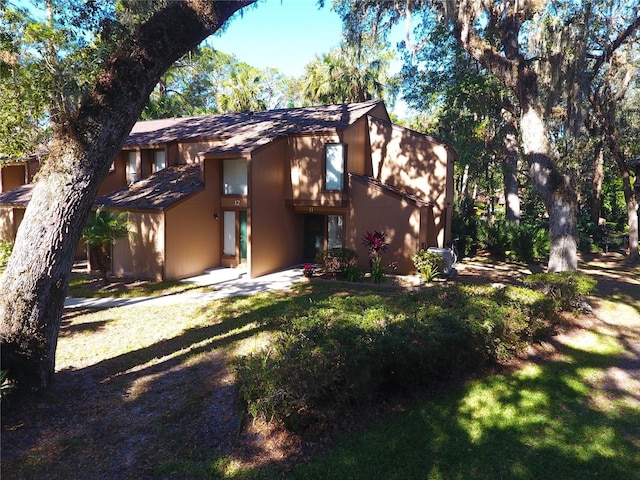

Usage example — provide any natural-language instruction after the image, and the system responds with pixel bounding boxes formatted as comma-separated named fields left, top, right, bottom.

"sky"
left=209, top=0, right=345, bottom=78
left=208, top=0, right=410, bottom=116
left=15, top=0, right=410, bottom=115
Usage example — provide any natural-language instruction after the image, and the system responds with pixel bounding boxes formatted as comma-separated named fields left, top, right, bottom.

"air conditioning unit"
left=427, top=247, right=454, bottom=277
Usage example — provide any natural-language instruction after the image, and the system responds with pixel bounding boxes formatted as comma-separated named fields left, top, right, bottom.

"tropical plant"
left=218, top=62, right=268, bottom=113
left=82, top=208, right=132, bottom=285
left=362, top=230, right=389, bottom=283
left=302, top=36, right=395, bottom=105
left=412, top=250, right=442, bottom=282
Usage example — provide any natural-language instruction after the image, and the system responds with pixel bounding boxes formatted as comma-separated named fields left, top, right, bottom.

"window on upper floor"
left=325, top=144, right=345, bottom=191
left=153, top=150, right=166, bottom=173
left=223, top=158, right=248, bottom=195
left=127, top=151, right=138, bottom=184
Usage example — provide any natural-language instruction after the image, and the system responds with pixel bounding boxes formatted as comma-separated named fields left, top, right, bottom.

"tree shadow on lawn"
left=278, top=330, right=640, bottom=480
left=1, top=290, right=311, bottom=480
left=3, top=279, right=638, bottom=479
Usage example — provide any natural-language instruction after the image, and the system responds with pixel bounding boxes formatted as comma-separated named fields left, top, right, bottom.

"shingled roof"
left=95, top=163, right=203, bottom=211
left=0, top=183, right=34, bottom=207
left=124, top=101, right=383, bottom=156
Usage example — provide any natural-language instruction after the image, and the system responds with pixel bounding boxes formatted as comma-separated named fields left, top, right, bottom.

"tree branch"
left=593, top=14, right=640, bottom=74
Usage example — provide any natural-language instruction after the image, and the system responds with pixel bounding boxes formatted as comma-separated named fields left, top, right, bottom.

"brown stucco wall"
left=348, top=177, right=423, bottom=274
left=178, top=141, right=220, bottom=164
left=367, top=117, right=454, bottom=247
left=368, top=103, right=391, bottom=123
left=97, top=151, right=127, bottom=197
left=289, top=134, right=330, bottom=200
left=342, top=116, right=368, bottom=176
left=0, top=165, right=26, bottom=193
left=112, top=211, right=165, bottom=281
left=250, top=139, right=302, bottom=277
left=164, top=166, right=219, bottom=279
left=0, top=207, right=23, bottom=242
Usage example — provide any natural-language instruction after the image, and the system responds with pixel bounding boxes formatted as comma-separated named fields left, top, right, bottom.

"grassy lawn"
left=258, top=333, right=639, bottom=480
left=2, top=258, right=639, bottom=480
left=66, top=271, right=214, bottom=298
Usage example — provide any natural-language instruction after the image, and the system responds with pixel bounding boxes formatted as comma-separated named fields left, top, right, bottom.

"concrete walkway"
left=64, top=266, right=306, bottom=309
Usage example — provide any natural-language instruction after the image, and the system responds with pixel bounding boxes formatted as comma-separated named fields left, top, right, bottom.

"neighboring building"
left=0, top=183, right=33, bottom=242
left=0, top=101, right=455, bottom=279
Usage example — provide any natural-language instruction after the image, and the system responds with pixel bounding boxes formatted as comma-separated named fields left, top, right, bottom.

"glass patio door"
left=223, top=210, right=248, bottom=263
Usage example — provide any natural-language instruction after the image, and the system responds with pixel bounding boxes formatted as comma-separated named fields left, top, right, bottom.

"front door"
left=303, top=214, right=324, bottom=261
left=239, top=210, right=247, bottom=263
left=223, top=209, right=248, bottom=266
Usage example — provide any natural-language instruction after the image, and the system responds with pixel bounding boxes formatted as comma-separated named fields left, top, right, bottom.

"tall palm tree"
left=218, top=62, right=267, bottom=113
left=303, top=38, right=394, bottom=104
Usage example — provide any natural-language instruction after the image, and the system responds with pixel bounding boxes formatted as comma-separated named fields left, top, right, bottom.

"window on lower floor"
left=327, top=214, right=343, bottom=249
left=223, top=211, right=236, bottom=256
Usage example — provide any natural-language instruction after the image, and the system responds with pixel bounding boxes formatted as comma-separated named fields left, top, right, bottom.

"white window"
left=223, top=158, right=248, bottom=195
left=154, top=150, right=166, bottom=172
left=127, top=151, right=138, bottom=184
left=328, top=215, right=343, bottom=249
left=325, top=144, right=345, bottom=190
left=223, top=211, right=236, bottom=256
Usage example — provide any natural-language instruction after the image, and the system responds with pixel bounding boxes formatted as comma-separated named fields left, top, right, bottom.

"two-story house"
left=95, top=100, right=455, bottom=280
left=0, top=101, right=455, bottom=280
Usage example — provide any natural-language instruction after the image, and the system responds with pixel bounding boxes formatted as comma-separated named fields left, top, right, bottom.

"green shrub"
left=234, top=283, right=563, bottom=431
left=478, top=220, right=549, bottom=263
left=522, top=272, right=596, bottom=311
left=344, top=263, right=363, bottom=282
left=0, top=240, right=13, bottom=267
left=316, top=247, right=358, bottom=276
left=412, top=250, right=443, bottom=282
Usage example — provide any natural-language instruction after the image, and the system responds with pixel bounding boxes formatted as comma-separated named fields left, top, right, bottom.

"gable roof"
left=125, top=101, right=383, bottom=156
left=0, top=183, right=34, bottom=207
left=95, top=163, right=203, bottom=211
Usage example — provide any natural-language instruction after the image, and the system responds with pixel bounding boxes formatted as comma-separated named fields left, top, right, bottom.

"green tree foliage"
left=82, top=208, right=131, bottom=285
left=302, top=38, right=395, bottom=105
left=0, top=0, right=255, bottom=395
left=218, top=61, right=268, bottom=113
left=1, top=3, right=51, bottom=160
left=400, top=18, right=518, bottom=213
left=141, top=44, right=299, bottom=118
left=141, top=46, right=236, bottom=119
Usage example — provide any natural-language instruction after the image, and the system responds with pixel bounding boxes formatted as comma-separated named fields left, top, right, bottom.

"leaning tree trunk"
left=448, top=3, right=578, bottom=272
left=520, top=103, right=578, bottom=272
left=0, top=0, right=255, bottom=394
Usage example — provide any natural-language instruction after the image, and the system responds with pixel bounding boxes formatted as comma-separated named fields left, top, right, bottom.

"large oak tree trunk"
left=448, top=3, right=578, bottom=272
left=0, top=0, right=255, bottom=394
